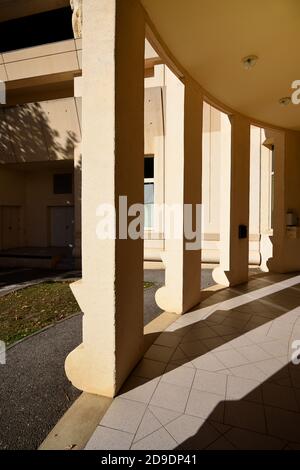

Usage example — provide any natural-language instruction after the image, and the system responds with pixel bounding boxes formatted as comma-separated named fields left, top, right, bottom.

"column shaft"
left=65, top=0, right=145, bottom=397
left=155, top=69, right=203, bottom=314
left=213, top=114, right=250, bottom=286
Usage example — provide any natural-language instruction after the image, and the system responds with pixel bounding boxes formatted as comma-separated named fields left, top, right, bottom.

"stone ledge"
left=39, top=392, right=112, bottom=450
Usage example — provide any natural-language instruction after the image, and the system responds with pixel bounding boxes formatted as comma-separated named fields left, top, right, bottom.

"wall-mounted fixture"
left=286, top=226, right=300, bottom=239
left=286, top=210, right=298, bottom=227
left=242, top=55, right=258, bottom=70
left=279, top=97, right=291, bottom=106
left=239, top=224, right=248, bottom=239
left=286, top=211, right=299, bottom=239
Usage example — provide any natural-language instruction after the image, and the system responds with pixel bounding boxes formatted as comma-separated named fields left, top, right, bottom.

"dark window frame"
left=0, top=8, right=73, bottom=54
left=53, top=173, right=73, bottom=195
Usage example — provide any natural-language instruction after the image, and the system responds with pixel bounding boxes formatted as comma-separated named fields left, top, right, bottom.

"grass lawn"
left=0, top=282, right=79, bottom=346
left=0, top=280, right=156, bottom=346
left=143, top=281, right=155, bottom=289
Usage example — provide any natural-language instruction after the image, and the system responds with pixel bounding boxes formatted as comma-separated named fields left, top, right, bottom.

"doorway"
left=0, top=206, right=21, bottom=250
left=49, top=206, right=74, bottom=248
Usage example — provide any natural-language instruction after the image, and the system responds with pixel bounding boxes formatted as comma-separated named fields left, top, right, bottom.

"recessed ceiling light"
left=242, top=55, right=258, bottom=70
left=279, top=97, right=291, bottom=106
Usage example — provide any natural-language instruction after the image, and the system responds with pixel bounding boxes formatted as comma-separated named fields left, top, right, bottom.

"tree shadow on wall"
left=0, top=102, right=79, bottom=163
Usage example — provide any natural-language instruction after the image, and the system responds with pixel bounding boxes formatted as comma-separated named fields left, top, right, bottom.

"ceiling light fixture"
left=279, top=97, right=291, bottom=106
left=242, top=55, right=258, bottom=70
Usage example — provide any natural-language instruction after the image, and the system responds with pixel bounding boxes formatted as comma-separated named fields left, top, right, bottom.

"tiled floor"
left=86, top=273, right=300, bottom=450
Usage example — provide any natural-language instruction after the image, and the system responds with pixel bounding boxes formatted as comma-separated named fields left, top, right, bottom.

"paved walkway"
left=86, top=272, right=300, bottom=450
left=0, top=314, right=82, bottom=450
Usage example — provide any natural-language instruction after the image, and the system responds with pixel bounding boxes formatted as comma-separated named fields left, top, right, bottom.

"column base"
left=155, top=285, right=183, bottom=315
left=155, top=285, right=202, bottom=315
left=155, top=249, right=202, bottom=314
left=212, top=266, right=248, bottom=287
left=260, top=234, right=273, bottom=272
left=65, top=344, right=116, bottom=397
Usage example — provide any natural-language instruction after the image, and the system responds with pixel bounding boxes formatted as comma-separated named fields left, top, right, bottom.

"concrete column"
left=65, top=0, right=145, bottom=397
left=249, top=125, right=262, bottom=266
left=259, top=128, right=285, bottom=272
left=260, top=132, right=274, bottom=272
left=155, top=69, right=202, bottom=315
left=213, top=114, right=250, bottom=286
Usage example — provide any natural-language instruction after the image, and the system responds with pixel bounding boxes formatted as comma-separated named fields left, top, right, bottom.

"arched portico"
left=65, top=0, right=300, bottom=398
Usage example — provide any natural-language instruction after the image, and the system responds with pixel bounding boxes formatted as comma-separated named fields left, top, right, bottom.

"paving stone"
left=238, top=344, right=272, bottom=362
left=85, top=426, right=133, bottom=450
left=265, top=406, right=300, bottom=443
left=144, top=344, right=175, bottom=363
left=100, top=398, right=146, bottom=434
left=179, top=340, right=208, bottom=358
left=193, top=370, right=227, bottom=396
left=161, top=364, right=195, bottom=388
left=226, top=375, right=262, bottom=403
left=255, top=358, right=288, bottom=376
left=225, top=427, right=284, bottom=450
left=148, top=405, right=182, bottom=426
left=154, top=332, right=182, bottom=349
left=150, top=382, right=191, bottom=413
left=262, top=383, right=299, bottom=412
left=132, top=358, right=166, bottom=379
left=224, top=400, right=266, bottom=434
left=131, top=427, right=177, bottom=450
left=134, top=409, right=162, bottom=442
left=118, top=376, right=159, bottom=404
left=259, top=340, right=289, bottom=358
left=214, top=349, right=250, bottom=368
left=191, top=353, right=228, bottom=371
left=166, top=414, right=220, bottom=449
left=206, top=436, right=236, bottom=450
left=186, top=389, right=224, bottom=422
left=230, top=363, right=267, bottom=382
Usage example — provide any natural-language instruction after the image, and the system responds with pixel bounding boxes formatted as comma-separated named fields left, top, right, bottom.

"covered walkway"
left=39, top=0, right=300, bottom=451
left=86, top=272, right=300, bottom=450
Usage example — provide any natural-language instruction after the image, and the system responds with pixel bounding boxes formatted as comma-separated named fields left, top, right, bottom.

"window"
left=144, top=156, right=154, bottom=229
left=0, top=8, right=73, bottom=54
left=53, top=173, right=73, bottom=195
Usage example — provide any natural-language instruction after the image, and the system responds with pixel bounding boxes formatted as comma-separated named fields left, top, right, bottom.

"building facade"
left=0, top=32, right=280, bottom=272
left=0, top=0, right=300, bottom=398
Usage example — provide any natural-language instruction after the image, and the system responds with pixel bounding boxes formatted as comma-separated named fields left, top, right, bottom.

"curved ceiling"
left=141, top=0, right=300, bottom=130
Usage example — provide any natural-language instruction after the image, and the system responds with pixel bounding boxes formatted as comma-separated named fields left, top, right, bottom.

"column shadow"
left=121, top=273, right=300, bottom=449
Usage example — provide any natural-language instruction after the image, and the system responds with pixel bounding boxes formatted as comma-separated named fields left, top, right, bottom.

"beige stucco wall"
left=0, top=164, right=74, bottom=249
left=285, top=131, right=300, bottom=220
left=0, top=167, right=26, bottom=250
left=0, top=97, right=80, bottom=251
left=0, top=166, right=25, bottom=205
left=0, top=97, right=81, bottom=164
left=0, top=39, right=81, bottom=82
left=272, top=129, right=300, bottom=272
